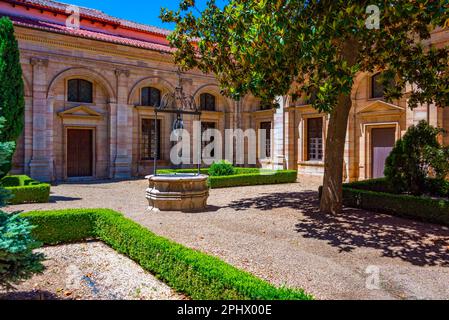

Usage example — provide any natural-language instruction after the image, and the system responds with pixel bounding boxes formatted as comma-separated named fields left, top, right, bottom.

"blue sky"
left=65, top=0, right=227, bottom=30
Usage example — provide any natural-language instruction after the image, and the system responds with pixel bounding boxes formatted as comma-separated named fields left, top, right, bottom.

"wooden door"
left=67, top=129, right=93, bottom=178
left=371, top=128, right=395, bottom=179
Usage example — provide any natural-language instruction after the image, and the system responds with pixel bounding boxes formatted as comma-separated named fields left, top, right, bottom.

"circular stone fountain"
left=146, top=174, right=209, bottom=212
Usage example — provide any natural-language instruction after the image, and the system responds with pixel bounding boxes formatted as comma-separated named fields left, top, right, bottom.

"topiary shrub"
left=6, top=183, right=51, bottom=205
left=1, top=175, right=51, bottom=205
left=208, top=160, right=235, bottom=177
left=384, top=121, right=449, bottom=196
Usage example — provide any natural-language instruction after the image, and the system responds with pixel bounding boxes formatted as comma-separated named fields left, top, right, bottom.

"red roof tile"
left=12, top=0, right=172, bottom=36
left=10, top=15, right=175, bottom=54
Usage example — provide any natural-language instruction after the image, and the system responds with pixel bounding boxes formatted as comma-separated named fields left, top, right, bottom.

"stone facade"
left=2, top=0, right=449, bottom=182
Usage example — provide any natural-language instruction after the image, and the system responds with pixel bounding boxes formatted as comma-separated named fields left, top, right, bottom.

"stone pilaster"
left=113, top=69, right=132, bottom=179
left=23, top=95, right=33, bottom=176
left=284, top=107, right=297, bottom=170
left=29, top=57, right=53, bottom=182
left=272, top=96, right=285, bottom=170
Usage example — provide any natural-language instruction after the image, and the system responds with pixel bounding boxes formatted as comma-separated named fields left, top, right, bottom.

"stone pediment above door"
left=357, top=100, right=404, bottom=116
left=58, top=106, right=103, bottom=120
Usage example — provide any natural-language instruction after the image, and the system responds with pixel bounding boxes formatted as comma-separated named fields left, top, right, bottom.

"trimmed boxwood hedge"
left=157, top=168, right=298, bottom=188
left=1, top=175, right=50, bottom=205
left=209, top=171, right=298, bottom=188
left=342, top=178, right=395, bottom=193
left=319, top=179, right=449, bottom=226
left=343, top=188, right=449, bottom=226
left=21, top=209, right=312, bottom=300
left=157, top=167, right=265, bottom=175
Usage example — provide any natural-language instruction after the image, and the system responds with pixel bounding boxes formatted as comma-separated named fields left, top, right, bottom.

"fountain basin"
left=146, top=174, right=209, bottom=212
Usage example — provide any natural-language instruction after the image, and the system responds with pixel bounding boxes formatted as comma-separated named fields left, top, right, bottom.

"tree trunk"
left=319, top=38, right=359, bottom=215
left=319, top=94, right=353, bottom=214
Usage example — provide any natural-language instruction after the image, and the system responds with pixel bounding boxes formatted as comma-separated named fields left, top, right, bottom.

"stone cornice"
left=15, top=27, right=174, bottom=64
left=16, top=34, right=217, bottom=82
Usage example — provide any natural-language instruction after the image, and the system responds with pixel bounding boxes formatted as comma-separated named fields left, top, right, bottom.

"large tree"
left=0, top=17, right=25, bottom=177
left=162, top=0, right=449, bottom=214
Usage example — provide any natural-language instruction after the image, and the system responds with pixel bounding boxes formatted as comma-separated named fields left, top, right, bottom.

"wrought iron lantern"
left=153, top=69, right=202, bottom=175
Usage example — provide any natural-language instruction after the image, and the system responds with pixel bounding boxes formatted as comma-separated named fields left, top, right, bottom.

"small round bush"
left=385, top=121, right=449, bottom=196
left=208, top=161, right=235, bottom=177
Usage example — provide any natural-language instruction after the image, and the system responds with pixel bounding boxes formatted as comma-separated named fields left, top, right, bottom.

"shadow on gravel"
left=0, top=290, right=64, bottom=300
left=228, top=190, right=449, bottom=267
left=50, top=195, right=83, bottom=203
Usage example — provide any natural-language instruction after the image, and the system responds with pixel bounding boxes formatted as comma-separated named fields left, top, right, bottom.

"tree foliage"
left=385, top=121, right=449, bottom=196
left=161, top=0, right=449, bottom=109
left=0, top=117, right=44, bottom=291
left=0, top=16, right=25, bottom=177
left=161, top=0, right=449, bottom=213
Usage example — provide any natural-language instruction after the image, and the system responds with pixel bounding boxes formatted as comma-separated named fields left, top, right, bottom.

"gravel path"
left=6, top=176, right=449, bottom=300
left=0, top=241, right=184, bottom=300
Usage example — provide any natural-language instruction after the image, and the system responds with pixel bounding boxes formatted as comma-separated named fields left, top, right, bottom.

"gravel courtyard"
left=6, top=176, right=449, bottom=300
left=0, top=242, right=184, bottom=300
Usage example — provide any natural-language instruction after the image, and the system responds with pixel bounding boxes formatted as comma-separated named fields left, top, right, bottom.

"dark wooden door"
left=67, top=129, right=93, bottom=178
left=371, top=128, right=395, bottom=178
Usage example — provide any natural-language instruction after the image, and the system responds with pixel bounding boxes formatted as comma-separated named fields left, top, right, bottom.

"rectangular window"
left=141, top=119, right=161, bottom=160
left=307, top=117, right=323, bottom=161
left=260, top=121, right=272, bottom=158
left=200, top=93, right=216, bottom=111
left=201, top=122, right=216, bottom=157
left=68, top=79, right=93, bottom=103
left=141, top=87, right=161, bottom=107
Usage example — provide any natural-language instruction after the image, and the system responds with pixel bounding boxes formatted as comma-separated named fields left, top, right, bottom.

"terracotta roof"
left=10, top=15, right=175, bottom=53
left=11, top=0, right=172, bottom=36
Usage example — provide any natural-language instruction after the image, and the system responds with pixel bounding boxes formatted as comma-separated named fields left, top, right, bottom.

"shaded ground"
left=6, top=176, right=449, bottom=300
left=0, top=241, right=183, bottom=300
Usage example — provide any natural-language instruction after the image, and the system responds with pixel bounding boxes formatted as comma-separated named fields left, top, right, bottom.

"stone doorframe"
left=360, top=122, right=400, bottom=180
left=252, top=110, right=275, bottom=167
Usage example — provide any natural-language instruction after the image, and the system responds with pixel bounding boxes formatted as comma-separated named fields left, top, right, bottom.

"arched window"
left=141, top=87, right=161, bottom=107
left=68, top=79, right=93, bottom=103
left=200, top=93, right=216, bottom=111
left=371, top=73, right=391, bottom=99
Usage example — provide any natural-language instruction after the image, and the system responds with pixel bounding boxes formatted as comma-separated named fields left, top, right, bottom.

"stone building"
left=1, top=0, right=448, bottom=182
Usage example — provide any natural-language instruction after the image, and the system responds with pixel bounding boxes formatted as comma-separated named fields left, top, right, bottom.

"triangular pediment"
left=58, top=106, right=103, bottom=120
left=357, top=100, right=404, bottom=114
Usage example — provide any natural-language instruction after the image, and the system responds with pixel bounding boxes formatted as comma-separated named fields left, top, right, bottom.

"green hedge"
left=157, top=169, right=297, bottom=188
left=21, top=209, right=97, bottom=244
left=1, top=175, right=38, bottom=187
left=209, top=171, right=297, bottom=188
left=342, top=178, right=395, bottom=193
left=319, top=180, right=449, bottom=226
left=21, top=209, right=312, bottom=300
left=1, top=175, right=50, bottom=205
left=343, top=188, right=449, bottom=226
left=157, top=167, right=263, bottom=175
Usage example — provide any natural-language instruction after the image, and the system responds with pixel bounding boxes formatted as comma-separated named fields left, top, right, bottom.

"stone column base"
left=273, top=155, right=286, bottom=170
left=113, top=156, right=132, bottom=179
left=29, top=158, right=53, bottom=182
